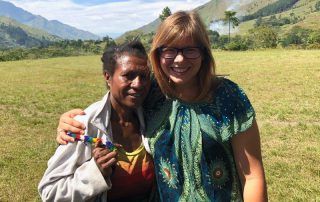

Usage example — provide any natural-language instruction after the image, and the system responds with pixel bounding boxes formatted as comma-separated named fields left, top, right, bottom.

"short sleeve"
left=213, top=78, right=256, bottom=140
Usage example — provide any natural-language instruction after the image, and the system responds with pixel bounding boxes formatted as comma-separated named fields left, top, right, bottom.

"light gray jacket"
left=38, top=92, right=151, bottom=202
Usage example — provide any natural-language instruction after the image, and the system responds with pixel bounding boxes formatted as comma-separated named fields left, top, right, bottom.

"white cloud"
left=5, top=0, right=210, bottom=37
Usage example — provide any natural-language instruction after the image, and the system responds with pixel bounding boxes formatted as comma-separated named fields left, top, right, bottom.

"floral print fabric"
left=145, top=78, right=255, bottom=202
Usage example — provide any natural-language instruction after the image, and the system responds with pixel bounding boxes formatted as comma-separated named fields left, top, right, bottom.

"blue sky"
left=6, top=0, right=210, bottom=38
left=71, top=0, right=129, bottom=5
left=72, top=0, right=156, bottom=4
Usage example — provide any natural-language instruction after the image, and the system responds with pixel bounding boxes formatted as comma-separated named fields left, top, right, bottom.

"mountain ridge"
left=0, top=0, right=100, bottom=40
left=117, top=0, right=319, bottom=41
left=0, top=16, right=61, bottom=49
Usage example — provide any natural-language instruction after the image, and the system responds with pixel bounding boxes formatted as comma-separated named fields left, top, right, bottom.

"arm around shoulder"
left=231, top=119, right=268, bottom=202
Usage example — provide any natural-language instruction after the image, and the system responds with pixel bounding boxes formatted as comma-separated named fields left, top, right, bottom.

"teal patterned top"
left=144, top=78, right=255, bottom=202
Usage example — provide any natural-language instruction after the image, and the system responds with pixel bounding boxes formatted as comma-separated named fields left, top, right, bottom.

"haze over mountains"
left=0, top=0, right=99, bottom=40
left=119, top=0, right=320, bottom=40
left=0, top=0, right=319, bottom=49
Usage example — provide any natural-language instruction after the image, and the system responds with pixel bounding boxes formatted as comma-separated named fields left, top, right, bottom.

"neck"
left=110, top=98, right=135, bottom=122
left=174, top=80, right=200, bottom=102
left=176, top=87, right=198, bottom=102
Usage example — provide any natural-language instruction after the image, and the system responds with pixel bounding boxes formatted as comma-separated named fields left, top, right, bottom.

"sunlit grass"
left=0, top=56, right=106, bottom=201
left=0, top=50, right=319, bottom=201
left=214, top=49, right=320, bottom=201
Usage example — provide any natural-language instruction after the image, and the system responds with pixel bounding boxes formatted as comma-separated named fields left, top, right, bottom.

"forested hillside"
left=1, top=0, right=319, bottom=62
left=114, top=0, right=320, bottom=52
left=238, top=0, right=320, bottom=35
left=0, top=0, right=99, bottom=40
left=118, top=0, right=320, bottom=41
left=0, top=16, right=60, bottom=49
left=241, top=0, right=300, bottom=21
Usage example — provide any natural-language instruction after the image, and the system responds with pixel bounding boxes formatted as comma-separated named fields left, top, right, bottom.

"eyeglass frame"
left=157, top=46, right=203, bottom=59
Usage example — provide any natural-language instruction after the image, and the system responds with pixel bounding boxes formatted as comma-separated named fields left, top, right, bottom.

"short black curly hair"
left=101, top=40, right=148, bottom=76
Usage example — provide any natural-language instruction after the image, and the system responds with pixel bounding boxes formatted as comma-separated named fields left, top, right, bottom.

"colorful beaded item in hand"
left=67, top=132, right=116, bottom=151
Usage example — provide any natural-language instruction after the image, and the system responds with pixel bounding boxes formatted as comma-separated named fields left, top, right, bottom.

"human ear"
left=104, top=72, right=111, bottom=87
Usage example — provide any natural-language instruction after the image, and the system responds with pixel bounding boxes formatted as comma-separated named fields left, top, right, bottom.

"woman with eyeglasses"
left=55, top=11, right=267, bottom=201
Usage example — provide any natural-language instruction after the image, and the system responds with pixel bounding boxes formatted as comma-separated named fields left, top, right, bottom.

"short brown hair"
left=149, top=11, right=216, bottom=101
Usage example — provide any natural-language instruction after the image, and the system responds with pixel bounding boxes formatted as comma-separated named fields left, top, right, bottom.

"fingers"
left=113, top=143, right=123, bottom=148
left=95, top=139, right=103, bottom=148
left=56, top=109, right=86, bottom=145
left=92, top=147, right=117, bottom=160
left=58, top=121, right=85, bottom=134
left=92, top=147, right=118, bottom=177
left=96, top=152, right=117, bottom=169
left=99, top=158, right=117, bottom=177
left=58, top=109, right=86, bottom=134
left=67, top=109, right=86, bottom=118
left=56, top=130, right=75, bottom=144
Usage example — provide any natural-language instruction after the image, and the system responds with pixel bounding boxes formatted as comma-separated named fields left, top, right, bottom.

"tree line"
left=207, top=25, right=320, bottom=51
left=1, top=6, right=320, bottom=62
left=207, top=9, right=320, bottom=50
left=0, top=36, right=116, bottom=62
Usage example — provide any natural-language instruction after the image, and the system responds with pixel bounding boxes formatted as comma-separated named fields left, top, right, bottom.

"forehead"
left=115, top=55, right=149, bottom=72
left=165, top=37, right=197, bottom=48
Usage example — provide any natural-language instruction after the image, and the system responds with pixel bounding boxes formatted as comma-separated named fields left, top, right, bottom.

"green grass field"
left=0, top=50, right=319, bottom=201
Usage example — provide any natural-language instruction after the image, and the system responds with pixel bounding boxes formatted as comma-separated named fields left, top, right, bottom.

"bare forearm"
left=243, top=178, right=268, bottom=202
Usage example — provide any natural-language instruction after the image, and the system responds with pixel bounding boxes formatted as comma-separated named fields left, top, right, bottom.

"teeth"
left=172, top=67, right=188, bottom=73
left=130, top=94, right=141, bottom=97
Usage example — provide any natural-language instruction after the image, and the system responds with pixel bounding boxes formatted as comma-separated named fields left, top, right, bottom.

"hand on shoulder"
left=56, top=109, right=86, bottom=145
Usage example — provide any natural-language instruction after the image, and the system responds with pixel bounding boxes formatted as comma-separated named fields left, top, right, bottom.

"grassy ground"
left=0, top=50, right=319, bottom=201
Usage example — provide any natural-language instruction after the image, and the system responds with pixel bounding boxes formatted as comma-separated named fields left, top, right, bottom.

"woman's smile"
left=170, top=65, right=189, bottom=74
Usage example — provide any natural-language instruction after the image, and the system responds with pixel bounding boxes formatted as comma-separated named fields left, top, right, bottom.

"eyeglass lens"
left=160, top=47, right=201, bottom=59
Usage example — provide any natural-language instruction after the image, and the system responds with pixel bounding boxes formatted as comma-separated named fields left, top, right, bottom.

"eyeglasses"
left=158, top=47, right=202, bottom=59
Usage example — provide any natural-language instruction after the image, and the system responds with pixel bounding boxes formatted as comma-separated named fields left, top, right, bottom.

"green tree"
left=254, top=16, right=262, bottom=27
left=207, top=30, right=220, bottom=48
left=315, top=1, right=320, bottom=11
left=159, top=6, right=172, bottom=21
left=249, top=26, right=278, bottom=48
left=218, top=35, right=229, bottom=48
left=224, top=11, right=240, bottom=42
left=224, top=35, right=252, bottom=51
left=140, top=32, right=155, bottom=52
left=124, top=34, right=141, bottom=43
left=102, top=35, right=116, bottom=51
left=308, top=31, right=320, bottom=44
left=281, top=26, right=310, bottom=47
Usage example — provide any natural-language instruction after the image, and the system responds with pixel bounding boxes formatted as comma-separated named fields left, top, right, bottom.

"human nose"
left=131, top=76, right=143, bottom=89
left=174, top=51, right=184, bottom=62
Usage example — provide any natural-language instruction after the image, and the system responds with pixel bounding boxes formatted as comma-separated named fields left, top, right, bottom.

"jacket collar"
left=90, top=92, right=146, bottom=140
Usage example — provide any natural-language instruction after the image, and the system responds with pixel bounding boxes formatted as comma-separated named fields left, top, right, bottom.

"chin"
left=126, top=101, right=142, bottom=109
left=170, top=78, right=187, bottom=85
